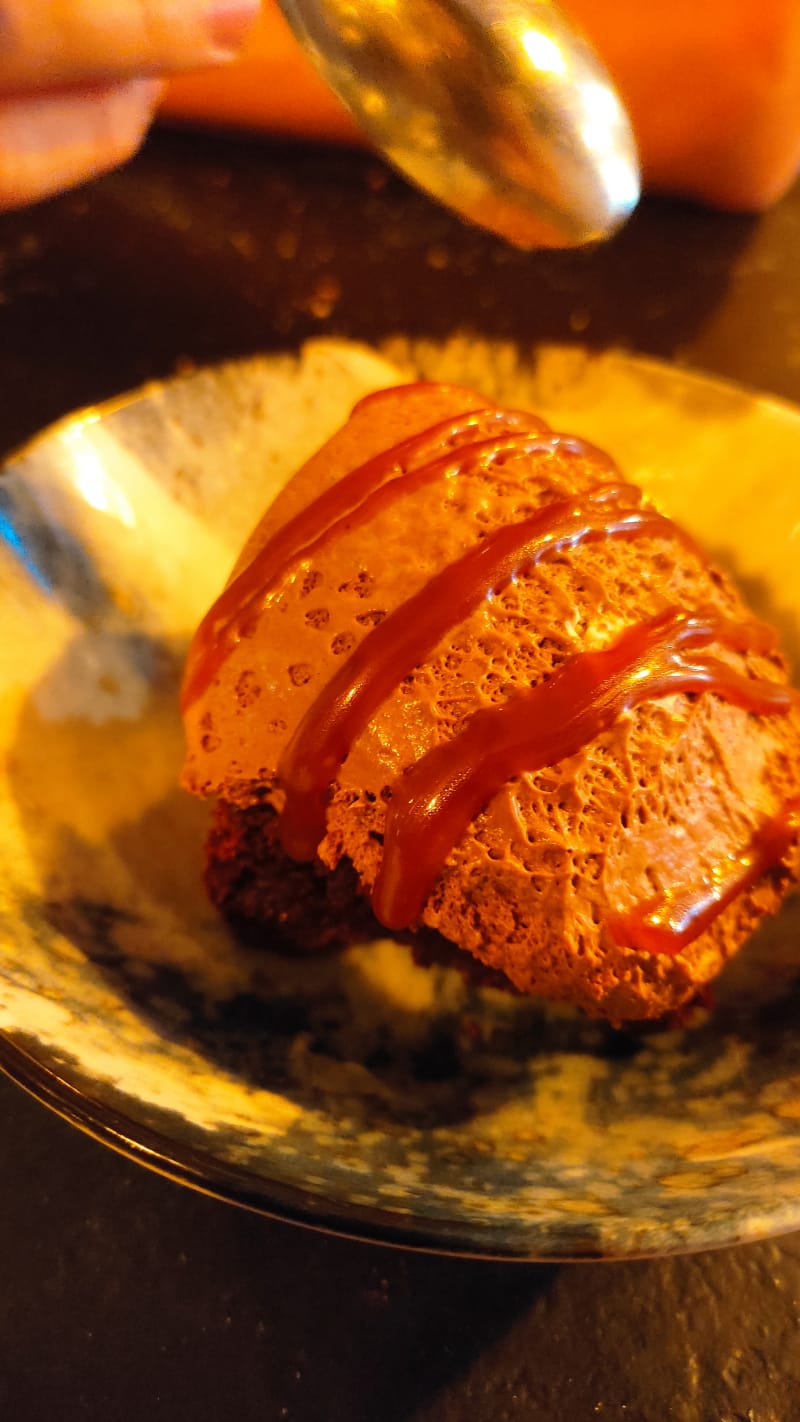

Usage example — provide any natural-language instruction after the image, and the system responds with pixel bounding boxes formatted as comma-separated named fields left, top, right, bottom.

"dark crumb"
left=205, top=799, right=377, bottom=955
left=205, top=799, right=517, bottom=996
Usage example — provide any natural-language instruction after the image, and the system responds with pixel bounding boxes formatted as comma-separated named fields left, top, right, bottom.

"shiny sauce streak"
left=608, top=794, right=800, bottom=956
left=277, top=483, right=687, bottom=859
left=181, top=384, right=598, bottom=709
left=371, top=609, right=798, bottom=932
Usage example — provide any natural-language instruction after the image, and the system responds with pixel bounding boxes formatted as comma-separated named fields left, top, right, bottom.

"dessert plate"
left=2, top=338, right=800, bottom=1261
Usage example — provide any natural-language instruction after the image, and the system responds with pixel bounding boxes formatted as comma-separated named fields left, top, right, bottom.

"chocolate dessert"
left=181, top=380, right=800, bottom=1022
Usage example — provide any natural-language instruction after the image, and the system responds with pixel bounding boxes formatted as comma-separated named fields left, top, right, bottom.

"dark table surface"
left=2, top=128, right=800, bottom=1421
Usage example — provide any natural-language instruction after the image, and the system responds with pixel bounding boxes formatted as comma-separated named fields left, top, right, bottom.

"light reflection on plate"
left=1, top=338, right=800, bottom=1261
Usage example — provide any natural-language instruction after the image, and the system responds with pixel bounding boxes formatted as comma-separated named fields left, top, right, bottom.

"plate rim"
left=3, top=1029, right=792, bottom=1264
left=5, top=343, right=800, bottom=1261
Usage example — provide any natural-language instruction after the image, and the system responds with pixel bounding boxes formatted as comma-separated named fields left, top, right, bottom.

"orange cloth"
left=160, top=0, right=800, bottom=211
left=160, top=4, right=359, bottom=145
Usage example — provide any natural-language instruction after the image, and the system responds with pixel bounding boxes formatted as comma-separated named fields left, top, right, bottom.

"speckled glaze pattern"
left=2, top=339, right=800, bottom=1261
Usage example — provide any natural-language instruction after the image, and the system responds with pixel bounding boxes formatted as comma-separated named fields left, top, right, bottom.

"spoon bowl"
left=275, top=0, right=640, bottom=247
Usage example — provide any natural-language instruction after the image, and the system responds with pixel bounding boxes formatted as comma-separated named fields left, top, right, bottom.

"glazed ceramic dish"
left=2, top=338, right=800, bottom=1261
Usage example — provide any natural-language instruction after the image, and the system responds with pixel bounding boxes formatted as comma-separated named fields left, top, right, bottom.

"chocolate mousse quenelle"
left=181, top=380, right=800, bottom=1024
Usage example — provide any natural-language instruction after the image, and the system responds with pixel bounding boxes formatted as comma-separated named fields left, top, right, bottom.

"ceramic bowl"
left=2, top=339, right=800, bottom=1259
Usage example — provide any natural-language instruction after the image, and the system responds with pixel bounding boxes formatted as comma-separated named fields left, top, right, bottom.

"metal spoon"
left=276, top=0, right=640, bottom=248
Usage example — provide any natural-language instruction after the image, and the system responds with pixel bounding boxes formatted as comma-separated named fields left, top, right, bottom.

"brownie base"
left=205, top=798, right=515, bottom=992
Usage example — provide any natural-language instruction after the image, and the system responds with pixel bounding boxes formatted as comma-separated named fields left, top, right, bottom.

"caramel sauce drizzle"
left=277, top=484, right=687, bottom=860
left=181, top=385, right=591, bottom=709
left=370, top=607, right=796, bottom=931
left=191, top=386, right=800, bottom=957
left=608, top=794, right=800, bottom=957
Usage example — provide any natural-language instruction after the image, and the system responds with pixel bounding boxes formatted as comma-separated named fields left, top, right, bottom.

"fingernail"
left=207, top=0, right=260, bottom=58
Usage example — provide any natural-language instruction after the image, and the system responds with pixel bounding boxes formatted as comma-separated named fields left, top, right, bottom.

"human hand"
left=0, top=1, right=259, bottom=209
